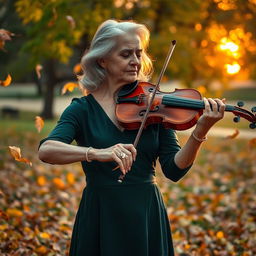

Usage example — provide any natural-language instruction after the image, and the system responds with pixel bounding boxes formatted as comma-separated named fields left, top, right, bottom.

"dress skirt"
left=69, top=182, right=175, bottom=256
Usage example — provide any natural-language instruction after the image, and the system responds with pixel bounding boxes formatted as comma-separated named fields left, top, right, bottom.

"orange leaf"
left=35, top=116, right=44, bottom=133
left=39, top=232, right=51, bottom=239
left=66, top=172, right=75, bottom=185
left=37, top=175, right=47, bottom=186
left=216, top=231, right=224, bottom=239
left=73, top=63, right=82, bottom=74
left=248, top=138, right=256, bottom=148
left=0, top=74, right=12, bottom=87
left=6, top=208, right=23, bottom=217
left=53, top=177, right=66, bottom=189
left=35, top=64, right=43, bottom=79
left=35, top=245, right=48, bottom=254
left=61, top=82, right=78, bottom=95
left=226, top=128, right=239, bottom=139
left=66, top=15, right=76, bottom=29
left=8, top=146, right=32, bottom=166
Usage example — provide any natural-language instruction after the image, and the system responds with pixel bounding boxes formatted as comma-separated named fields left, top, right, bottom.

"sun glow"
left=225, top=62, right=241, bottom=75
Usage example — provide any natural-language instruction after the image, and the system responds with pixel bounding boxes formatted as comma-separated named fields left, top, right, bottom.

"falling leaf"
left=0, top=74, right=12, bottom=87
left=61, top=82, right=78, bottom=95
left=66, top=15, right=76, bottom=29
left=35, top=116, right=44, bottom=133
left=35, top=64, right=43, bottom=79
left=226, top=128, right=239, bottom=139
left=0, top=29, right=15, bottom=51
left=73, top=63, right=82, bottom=74
left=53, top=177, right=66, bottom=189
left=8, top=146, right=32, bottom=166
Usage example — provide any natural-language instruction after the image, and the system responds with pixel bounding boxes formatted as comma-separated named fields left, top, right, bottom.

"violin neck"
left=162, top=95, right=235, bottom=112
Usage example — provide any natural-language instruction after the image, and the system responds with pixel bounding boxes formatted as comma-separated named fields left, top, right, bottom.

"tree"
left=3, top=0, right=256, bottom=118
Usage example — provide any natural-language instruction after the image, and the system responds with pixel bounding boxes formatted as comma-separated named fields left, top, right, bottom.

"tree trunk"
left=41, top=59, right=57, bottom=120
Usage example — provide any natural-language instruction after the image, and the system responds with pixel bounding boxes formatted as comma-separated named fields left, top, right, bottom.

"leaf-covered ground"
left=0, top=128, right=255, bottom=255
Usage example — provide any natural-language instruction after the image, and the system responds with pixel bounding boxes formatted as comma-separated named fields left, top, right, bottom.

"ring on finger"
left=119, top=152, right=127, bottom=159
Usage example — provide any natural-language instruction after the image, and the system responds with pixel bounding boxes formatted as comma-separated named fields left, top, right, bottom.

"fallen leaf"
left=53, top=178, right=66, bottom=189
left=66, top=15, right=76, bottom=29
left=66, top=172, right=75, bottom=185
left=61, top=82, right=78, bottom=95
left=35, top=64, right=43, bottom=79
left=35, top=116, right=44, bottom=133
left=216, top=231, right=224, bottom=239
left=248, top=138, right=256, bottom=149
left=35, top=245, right=48, bottom=254
left=37, top=175, right=47, bottom=186
left=8, top=146, right=32, bottom=166
left=39, top=232, right=51, bottom=239
left=6, top=208, right=23, bottom=217
left=0, top=74, right=12, bottom=87
left=226, top=128, right=239, bottom=139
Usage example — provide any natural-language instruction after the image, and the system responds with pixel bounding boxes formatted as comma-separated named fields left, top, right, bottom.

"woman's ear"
left=98, top=58, right=106, bottom=68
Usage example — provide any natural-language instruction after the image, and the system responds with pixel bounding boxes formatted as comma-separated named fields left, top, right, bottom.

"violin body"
left=116, top=82, right=256, bottom=131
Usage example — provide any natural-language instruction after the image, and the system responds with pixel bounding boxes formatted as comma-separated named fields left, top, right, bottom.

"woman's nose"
left=130, top=55, right=140, bottom=65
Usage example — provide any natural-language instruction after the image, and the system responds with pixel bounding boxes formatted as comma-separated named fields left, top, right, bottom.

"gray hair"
left=79, top=19, right=153, bottom=91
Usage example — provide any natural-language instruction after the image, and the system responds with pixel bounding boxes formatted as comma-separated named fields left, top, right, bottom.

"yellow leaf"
left=216, top=231, right=224, bottom=239
left=39, top=232, right=51, bottom=239
left=35, top=116, right=44, bottom=133
left=6, top=208, right=23, bottom=217
left=37, top=175, right=47, bottom=186
left=66, top=172, right=75, bottom=185
left=0, top=224, right=9, bottom=231
left=0, top=74, right=12, bottom=87
left=8, top=146, right=32, bottom=166
left=61, top=82, right=78, bottom=95
left=226, top=128, right=239, bottom=139
left=53, top=177, right=66, bottom=189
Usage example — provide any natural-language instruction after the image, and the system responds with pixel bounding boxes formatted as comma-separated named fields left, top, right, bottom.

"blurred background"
left=0, top=1, right=256, bottom=255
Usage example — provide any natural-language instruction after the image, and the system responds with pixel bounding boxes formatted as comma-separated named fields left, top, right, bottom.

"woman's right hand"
left=88, top=143, right=137, bottom=175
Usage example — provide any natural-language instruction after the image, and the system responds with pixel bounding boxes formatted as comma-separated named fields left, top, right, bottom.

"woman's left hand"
left=196, top=97, right=226, bottom=132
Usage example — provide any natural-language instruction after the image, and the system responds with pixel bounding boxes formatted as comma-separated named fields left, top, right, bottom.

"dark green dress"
left=40, top=94, right=191, bottom=256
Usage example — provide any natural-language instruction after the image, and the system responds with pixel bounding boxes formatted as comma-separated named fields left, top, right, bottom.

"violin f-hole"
left=139, top=106, right=160, bottom=116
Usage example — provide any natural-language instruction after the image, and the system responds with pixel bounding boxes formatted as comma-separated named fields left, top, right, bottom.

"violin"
left=116, top=81, right=256, bottom=131
left=114, top=40, right=256, bottom=183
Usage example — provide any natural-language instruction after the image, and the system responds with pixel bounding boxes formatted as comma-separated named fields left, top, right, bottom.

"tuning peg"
left=233, top=116, right=240, bottom=123
left=249, top=123, right=256, bottom=129
left=251, top=106, right=256, bottom=113
left=237, top=101, right=244, bottom=107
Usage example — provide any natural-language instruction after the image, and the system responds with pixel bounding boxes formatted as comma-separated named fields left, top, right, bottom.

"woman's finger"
left=112, top=152, right=126, bottom=175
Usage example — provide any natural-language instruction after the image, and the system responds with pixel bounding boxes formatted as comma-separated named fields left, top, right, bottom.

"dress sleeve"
left=39, top=99, right=82, bottom=148
left=158, top=125, right=192, bottom=182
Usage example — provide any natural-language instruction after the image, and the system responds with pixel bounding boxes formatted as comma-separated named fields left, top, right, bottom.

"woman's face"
left=100, top=32, right=142, bottom=86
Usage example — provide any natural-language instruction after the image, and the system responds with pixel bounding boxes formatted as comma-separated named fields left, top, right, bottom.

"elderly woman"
left=38, top=19, right=225, bottom=256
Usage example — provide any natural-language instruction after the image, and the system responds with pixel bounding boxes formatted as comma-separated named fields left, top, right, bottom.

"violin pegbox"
left=231, top=101, right=256, bottom=129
